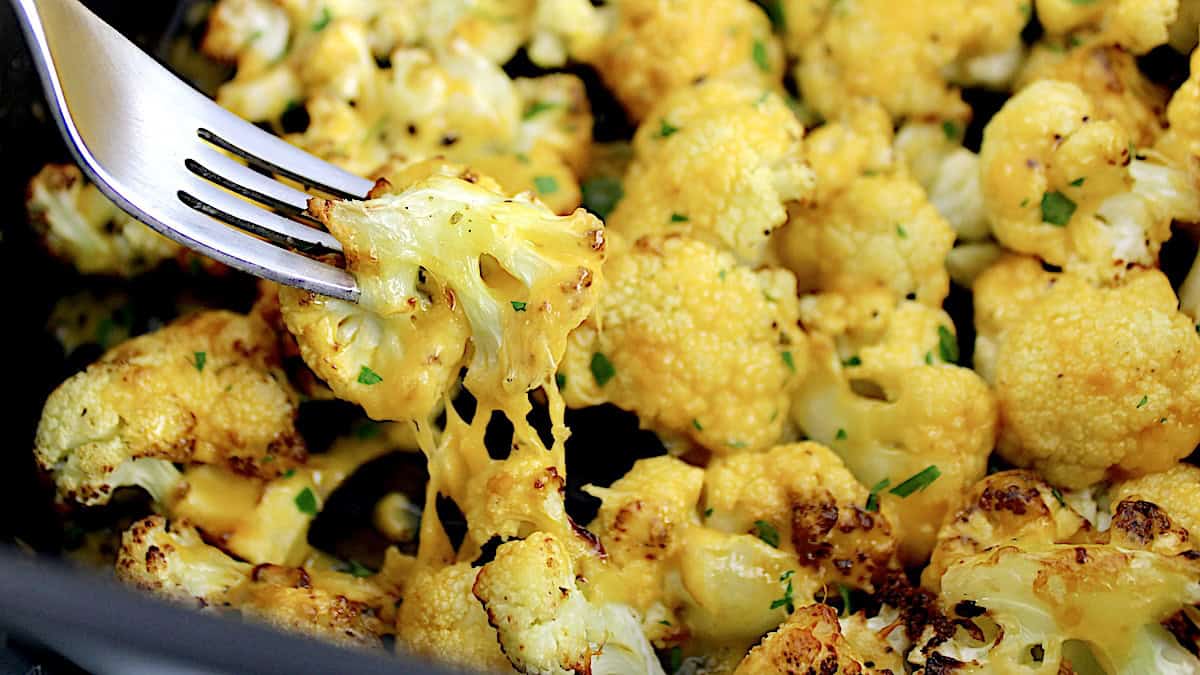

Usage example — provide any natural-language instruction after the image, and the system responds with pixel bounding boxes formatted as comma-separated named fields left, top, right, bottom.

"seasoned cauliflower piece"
left=1035, top=0, right=1178, bottom=53
left=922, top=471, right=1092, bottom=591
left=734, top=604, right=903, bottom=674
left=26, top=164, right=180, bottom=277
left=970, top=254, right=1060, bottom=384
left=703, top=443, right=899, bottom=592
left=116, top=516, right=391, bottom=649
left=793, top=295, right=996, bottom=563
left=395, top=562, right=513, bottom=671
left=35, top=311, right=304, bottom=506
left=1016, top=42, right=1171, bottom=147
left=1161, top=48, right=1200, bottom=320
left=590, top=0, right=782, bottom=122
left=560, top=234, right=804, bottom=455
left=1109, top=463, right=1200, bottom=545
left=783, top=0, right=1027, bottom=121
left=773, top=103, right=955, bottom=305
left=986, top=265, right=1200, bottom=488
left=979, top=80, right=1200, bottom=282
left=606, top=81, right=813, bottom=265
left=894, top=122, right=989, bottom=242
left=281, top=161, right=605, bottom=421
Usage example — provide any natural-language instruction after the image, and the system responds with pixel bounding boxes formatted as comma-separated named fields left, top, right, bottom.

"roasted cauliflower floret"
left=979, top=80, right=1200, bottom=282
left=280, top=161, right=605, bottom=421
left=703, top=443, right=899, bottom=592
left=893, top=122, right=989, bottom=242
left=984, top=264, right=1200, bottom=488
left=734, top=604, right=904, bottom=675
left=1161, top=48, right=1200, bottom=320
left=1035, top=0, right=1179, bottom=54
left=26, top=164, right=180, bottom=277
left=395, top=562, right=513, bottom=671
left=35, top=311, right=305, bottom=506
left=605, top=81, right=812, bottom=265
left=560, top=234, right=804, bottom=455
left=782, top=0, right=1027, bottom=121
left=1109, top=463, right=1200, bottom=545
left=773, top=104, right=955, bottom=306
left=590, top=0, right=782, bottom=122
left=793, top=295, right=996, bottom=563
left=116, top=516, right=390, bottom=649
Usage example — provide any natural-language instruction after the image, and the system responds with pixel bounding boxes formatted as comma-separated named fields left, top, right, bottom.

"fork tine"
left=186, top=145, right=314, bottom=215
left=197, top=123, right=375, bottom=201
left=178, top=180, right=343, bottom=253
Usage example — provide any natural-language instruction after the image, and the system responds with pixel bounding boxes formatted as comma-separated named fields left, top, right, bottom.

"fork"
left=11, top=0, right=371, bottom=302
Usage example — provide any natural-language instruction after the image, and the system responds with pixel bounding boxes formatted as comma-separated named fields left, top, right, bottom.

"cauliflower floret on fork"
left=280, top=159, right=605, bottom=422
left=35, top=310, right=305, bottom=506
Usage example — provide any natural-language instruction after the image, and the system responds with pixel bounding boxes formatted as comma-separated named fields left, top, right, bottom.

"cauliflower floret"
left=1035, top=0, right=1179, bottom=54
left=559, top=234, right=804, bottom=455
left=702, top=443, right=899, bottom=592
left=116, top=516, right=390, bottom=649
left=782, top=0, right=1027, bottom=121
left=979, top=80, right=1200, bottom=282
left=280, top=160, right=605, bottom=421
left=1160, top=48, right=1200, bottom=320
left=922, top=471, right=1093, bottom=591
left=35, top=311, right=305, bottom=506
left=395, top=562, right=513, bottom=671
left=773, top=103, right=955, bottom=306
left=792, top=294, right=996, bottom=563
left=734, top=604, right=903, bottom=674
left=1109, top=463, right=1200, bottom=545
left=920, top=544, right=1200, bottom=674
left=26, top=164, right=180, bottom=277
left=590, top=0, right=782, bottom=123
left=1016, top=42, right=1171, bottom=147
left=894, top=122, right=990, bottom=242
left=983, top=264, right=1200, bottom=488
left=605, top=81, right=812, bottom=265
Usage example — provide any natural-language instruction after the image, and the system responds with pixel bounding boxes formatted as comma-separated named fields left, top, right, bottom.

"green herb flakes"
left=358, top=365, right=383, bottom=385
left=533, top=175, right=558, bottom=194
left=754, top=520, right=780, bottom=548
left=835, top=428, right=847, bottom=441
left=294, top=487, right=319, bottom=516
left=658, top=119, right=680, bottom=138
left=590, top=352, right=616, bottom=386
left=311, top=6, right=332, bottom=31
left=938, top=325, right=959, bottom=364
left=1040, top=191, right=1076, bottom=226
left=782, top=351, right=796, bottom=373
left=670, top=212, right=689, bottom=223
left=511, top=301, right=528, bottom=312
left=752, top=40, right=770, bottom=72
left=522, top=101, right=560, bottom=120
left=192, top=351, right=206, bottom=373
left=889, top=465, right=941, bottom=498
left=941, top=121, right=959, bottom=141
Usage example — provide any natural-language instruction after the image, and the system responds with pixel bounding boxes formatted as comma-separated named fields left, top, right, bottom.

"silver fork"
left=11, top=0, right=370, bottom=302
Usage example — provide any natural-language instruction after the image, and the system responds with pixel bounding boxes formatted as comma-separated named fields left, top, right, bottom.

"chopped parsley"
left=522, top=101, right=560, bottom=120
left=340, top=560, right=374, bottom=578
left=1136, top=395, right=1149, bottom=408
left=1040, top=191, right=1076, bottom=226
left=590, top=352, right=616, bottom=386
left=941, top=121, right=959, bottom=141
left=1069, top=177, right=1086, bottom=187
left=658, top=119, right=680, bottom=138
left=511, top=301, right=528, bottom=312
left=865, top=478, right=890, bottom=512
left=658, top=619, right=672, bottom=627
left=842, top=355, right=862, bottom=367
left=692, top=418, right=704, bottom=431
left=938, top=325, right=959, bottom=364
left=889, top=465, right=942, bottom=497
left=581, top=177, right=623, bottom=219
left=753, top=520, right=780, bottom=548
left=835, top=428, right=847, bottom=441
left=192, top=351, right=206, bottom=373
left=1050, top=486, right=1067, bottom=507
left=294, top=487, right=319, bottom=516
left=781, top=351, right=796, bottom=373
left=670, top=212, right=689, bottom=223
left=770, top=570, right=795, bottom=613
left=311, top=6, right=332, bottom=31
left=667, top=646, right=683, bottom=672
left=1020, top=197, right=1030, bottom=208
left=703, top=507, right=714, bottom=518
left=719, top=269, right=728, bottom=281
left=555, top=373, right=567, bottom=389
left=752, top=40, right=770, bottom=72
left=761, top=0, right=786, bottom=31
left=533, top=175, right=558, bottom=195
left=838, top=583, right=852, bottom=616
left=896, top=224, right=908, bottom=239
left=924, top=351, right=934, bottom=365
left=283, top=469, right=296, bottom=479
left=515, top=152, right=530, bottom=164
left=357, top=365, right=383, bottom=385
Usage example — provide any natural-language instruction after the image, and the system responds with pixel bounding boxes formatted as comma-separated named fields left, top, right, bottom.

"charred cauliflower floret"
left=1109, top=463, right=1200, bottom=545
left=605, top=80, right=813, bottom=265
left=782, top=0, right=1027, bottom=121
left=560, top=234, right=804, bottom=455
left=116, top=516, right=390, bottom=649
left=703, top=443, right=899, bottom=592
left=590, top=0, right=782, bottom=122
left=26, top=164, right=180, bottom=277
left=979, top=80, right=1200, bottom=282
left=395, top=562, right=513, bottom=672
left=280, top=161, right=605, bottom=421
left=734, top=604, right=904, bottom=675
left=793, top=294, right=996, bottom=564
left=35, top=311, right=304, bottom=506
left=1035, top=0, right=1179, bottom=54
left=773, top=103, right=955, bottom=306
left=981, top=262, right=1200, bottom=488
